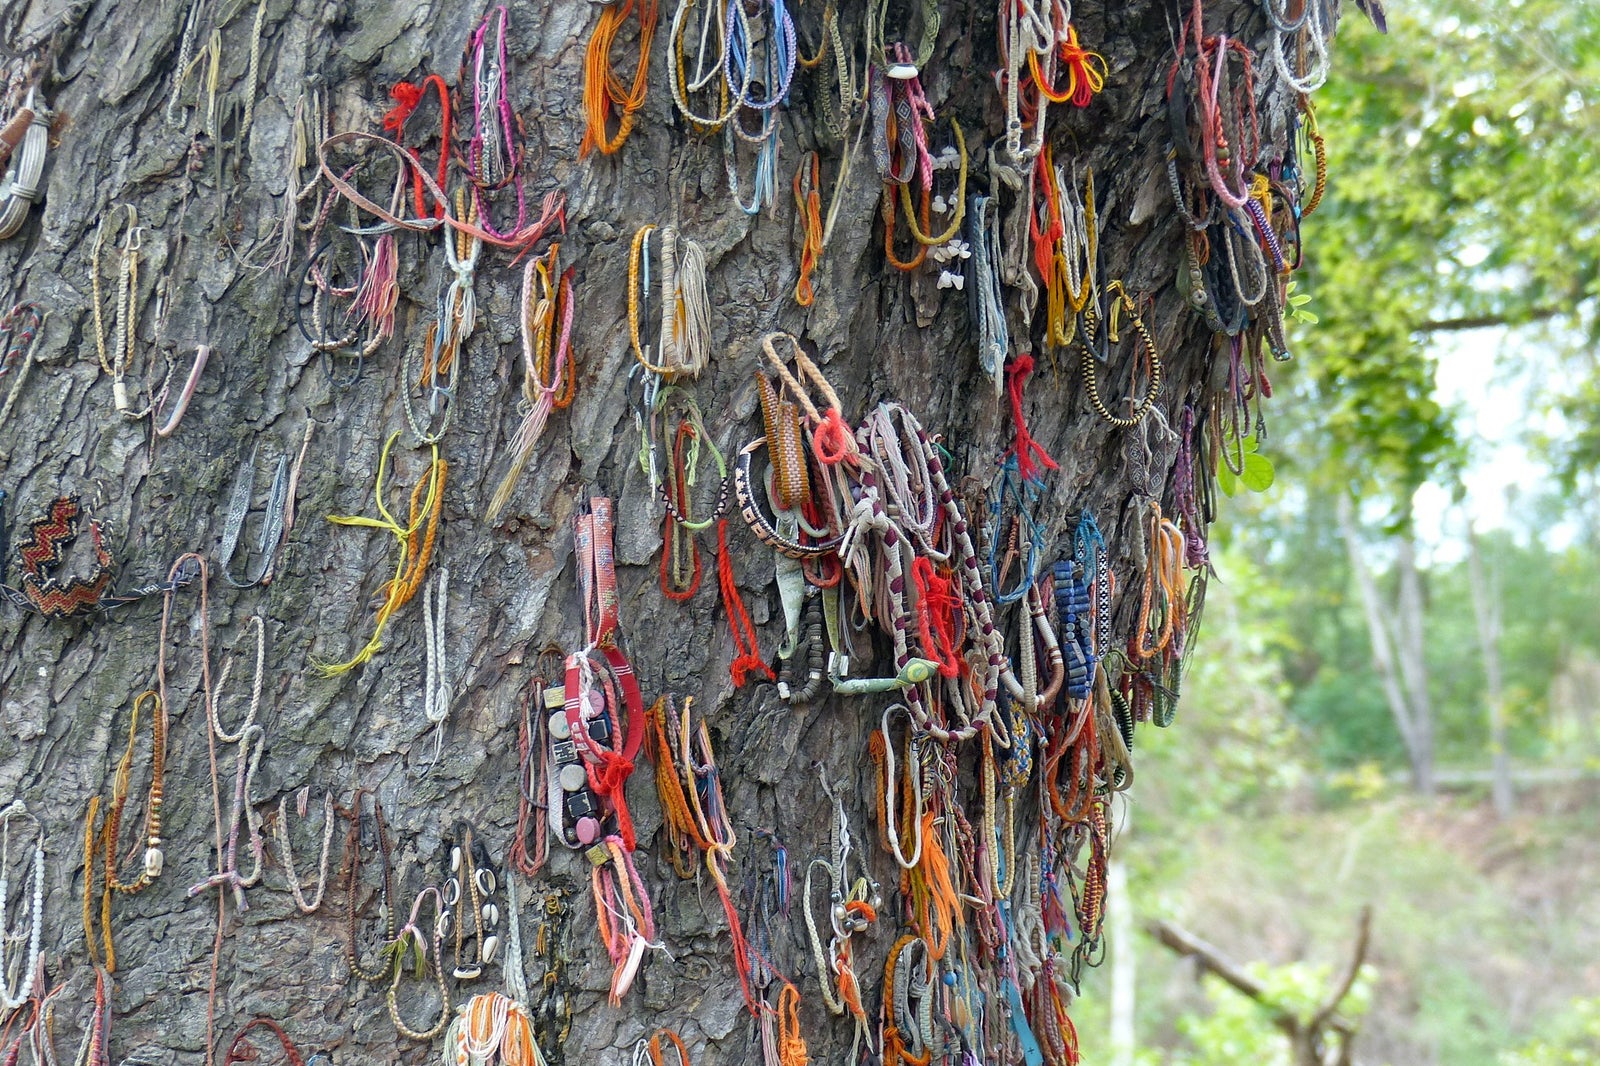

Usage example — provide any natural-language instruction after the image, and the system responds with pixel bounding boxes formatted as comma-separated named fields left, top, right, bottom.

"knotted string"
left=1006, top=355, right=1058, bottom=482
left=718, top=518, right=774, bottom=687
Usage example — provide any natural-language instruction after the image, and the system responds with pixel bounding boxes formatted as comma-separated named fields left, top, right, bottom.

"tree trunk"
left=1108, top=804, right=1135, bottom=1066
left=1337, top=495, right=1433, bottom=794
left=1466, top=525, right=1513, bottom=817
left=0, top=0, right=1313, bottom=1063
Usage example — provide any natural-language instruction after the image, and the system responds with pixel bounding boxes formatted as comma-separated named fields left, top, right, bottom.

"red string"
left=1007, top=355, right=1059, bottom=481
left=712, top=865, right=759, bottom=1015
left=588, top=753, right=638, bottom=852
left=717, top=518, right=774, bottom=687
left=801, top=494, right=842, bottom=588
left=1059, top=27, right=1104, bottom=107
left=812, top=409, right=854, bottom=466
left=382, top=82, right=425, bottom=133
left=912, top=558, right=963, bottom=678
left=383, top=76, right=452, bottom=220
left=1030, top=149, right=1064, bottom=282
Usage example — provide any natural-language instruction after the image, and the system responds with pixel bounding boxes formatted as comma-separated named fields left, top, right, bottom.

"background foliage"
left=1068, top=1, right=1600, bottom=1060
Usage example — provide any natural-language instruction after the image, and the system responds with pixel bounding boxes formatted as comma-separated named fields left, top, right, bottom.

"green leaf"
left=1241, top=452, right=1276, bottom=492
left=1217, top=460, right=1239, bottom=498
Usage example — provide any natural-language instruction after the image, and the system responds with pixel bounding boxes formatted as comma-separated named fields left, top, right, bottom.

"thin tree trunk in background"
left=1393, top=529, right=1436, bottom=796
left=1338, top=496, right=1434, bottom=794
left=1109, top=805, right=1135, bottom=1066
left=1467, top=525, right=1514, bottom=817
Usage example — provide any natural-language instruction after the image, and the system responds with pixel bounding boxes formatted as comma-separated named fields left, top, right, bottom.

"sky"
left=1411, top=327, right=1574, bottom=561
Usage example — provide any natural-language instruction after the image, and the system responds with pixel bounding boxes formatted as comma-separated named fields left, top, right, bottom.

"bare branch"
left=1412, top=308, right=1562, bottom=334
left=1146, top=920, right=1272, bottom=1006
left=1309, top=905, right=1373, bottom=1031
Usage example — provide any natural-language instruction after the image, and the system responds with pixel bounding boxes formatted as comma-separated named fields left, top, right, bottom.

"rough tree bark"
left=0, top=0, right=1314, bottom=1063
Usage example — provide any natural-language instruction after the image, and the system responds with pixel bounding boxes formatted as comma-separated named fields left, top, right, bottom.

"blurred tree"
left=1285, top=0, right=1600, bottom=493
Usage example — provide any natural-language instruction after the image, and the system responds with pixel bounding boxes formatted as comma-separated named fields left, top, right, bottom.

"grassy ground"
left=1069, top=775, right=1600, bottom=1064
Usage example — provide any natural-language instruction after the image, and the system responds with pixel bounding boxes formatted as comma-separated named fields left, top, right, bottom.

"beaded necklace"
left=442, top=821, right=503, bottom=979
left=89, top=690, right=168, bottom=927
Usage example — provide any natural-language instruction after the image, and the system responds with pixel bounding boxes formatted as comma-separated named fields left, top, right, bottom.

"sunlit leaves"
left=1216, top=435, right=1276, bottom=496
left=1288, top=0, right=1600, bottom=496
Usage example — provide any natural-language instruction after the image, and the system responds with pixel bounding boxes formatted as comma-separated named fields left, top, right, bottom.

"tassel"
left=353, top=232, right=399, bottom=340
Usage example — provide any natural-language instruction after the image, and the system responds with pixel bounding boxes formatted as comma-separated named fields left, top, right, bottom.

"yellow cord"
left=896, top=119, right=969, bottom=247
left=315, top=433, right=445, bottom=676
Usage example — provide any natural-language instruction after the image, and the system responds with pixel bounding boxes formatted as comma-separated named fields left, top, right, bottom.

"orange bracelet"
left=580, top=0, right=660, bottom=158
left=793, top=152, right=824, bottom=306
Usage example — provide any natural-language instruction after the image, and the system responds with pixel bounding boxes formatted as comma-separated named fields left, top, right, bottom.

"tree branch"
left=1146, top=919, right=1363, bottom=1039
left=1412, top=308, right=1563, bottom=334
left=1309, top=905, right=1373, bottom=1032
left=1147, top=919, right=1272, bottom=1005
